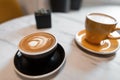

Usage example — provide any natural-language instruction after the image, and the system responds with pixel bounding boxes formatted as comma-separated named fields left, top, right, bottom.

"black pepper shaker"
left=35, top=9, right=51, bottom=29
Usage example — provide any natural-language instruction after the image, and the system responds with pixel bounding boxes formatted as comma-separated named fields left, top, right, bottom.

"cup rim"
left=86, top=12, right=118, bottom=25
left=18, top=32, right=57, bottom=56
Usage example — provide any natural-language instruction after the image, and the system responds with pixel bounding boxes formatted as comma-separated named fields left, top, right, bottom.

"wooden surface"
left=0, top=5, right=120, bottom=80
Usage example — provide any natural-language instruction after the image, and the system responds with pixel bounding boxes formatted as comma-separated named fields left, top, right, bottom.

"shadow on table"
left=66, top=40, right=116, bottom=73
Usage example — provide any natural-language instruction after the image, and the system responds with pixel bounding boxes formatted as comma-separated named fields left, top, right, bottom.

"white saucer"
left=75, top=30, right=120, bottom=54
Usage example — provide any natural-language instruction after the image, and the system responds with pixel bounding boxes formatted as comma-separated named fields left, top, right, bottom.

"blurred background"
left=1, top=0, right=120, bottom=23
left=18, top=0, right=120, bottom=14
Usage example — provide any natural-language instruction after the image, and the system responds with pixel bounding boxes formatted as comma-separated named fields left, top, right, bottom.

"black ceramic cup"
left=18, top=32, right=57, bottom=63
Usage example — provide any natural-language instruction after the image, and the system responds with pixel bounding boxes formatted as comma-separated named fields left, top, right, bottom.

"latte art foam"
left=28, top=36, right=51, bottom=49
left=19, top=32, right=56, bottom=53
left=88, top=13, right=116, bottom=24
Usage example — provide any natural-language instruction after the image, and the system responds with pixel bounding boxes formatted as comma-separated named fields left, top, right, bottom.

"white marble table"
left=1, top=5, right=120, bottom=80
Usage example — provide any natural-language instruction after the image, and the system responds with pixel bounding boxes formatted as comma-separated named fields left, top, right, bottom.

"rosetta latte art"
left=19, top=32, right=56, bottom=53
left=28, top=36, right=51, bottom=49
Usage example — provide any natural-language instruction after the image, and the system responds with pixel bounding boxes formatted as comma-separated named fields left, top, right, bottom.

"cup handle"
left=108, top=28, right=120, bottom=39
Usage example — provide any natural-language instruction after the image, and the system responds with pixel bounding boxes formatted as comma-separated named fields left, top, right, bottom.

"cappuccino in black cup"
left=18, top=32, right=57, bottom=60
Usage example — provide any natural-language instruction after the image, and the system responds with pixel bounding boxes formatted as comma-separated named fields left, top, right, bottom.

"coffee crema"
left=87, top=13, right=116, bottom=24
left=19, top=32, right=56, bottom=53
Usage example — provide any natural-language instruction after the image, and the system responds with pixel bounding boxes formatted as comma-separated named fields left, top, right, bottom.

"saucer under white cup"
left=75, top=30, right=120, bottom=54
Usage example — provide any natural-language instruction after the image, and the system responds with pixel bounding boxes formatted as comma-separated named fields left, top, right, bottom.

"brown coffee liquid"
left=19, top=32, right=56, bottom=53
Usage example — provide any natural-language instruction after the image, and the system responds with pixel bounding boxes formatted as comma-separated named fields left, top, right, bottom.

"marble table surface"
left=1, top=5, right=120, bottom=80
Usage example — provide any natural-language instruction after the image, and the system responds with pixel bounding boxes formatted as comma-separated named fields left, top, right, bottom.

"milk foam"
left=88, top=14, right=115, bottom=24
left=28, top=36, right=50, bottom=49
left=19, top=32, right=56, bottom=53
